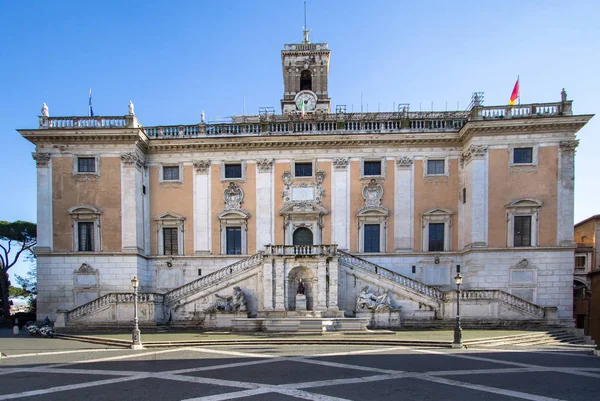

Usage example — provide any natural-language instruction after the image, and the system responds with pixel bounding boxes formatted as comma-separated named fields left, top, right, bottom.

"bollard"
left=13, top=318, right=19, bottom=335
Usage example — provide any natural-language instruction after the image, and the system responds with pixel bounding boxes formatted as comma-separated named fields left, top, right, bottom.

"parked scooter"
left=25, top=323, right=55, bottom=338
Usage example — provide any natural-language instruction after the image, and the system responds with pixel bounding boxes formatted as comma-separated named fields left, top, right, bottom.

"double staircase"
left=60, top=247, right=558, bottom=329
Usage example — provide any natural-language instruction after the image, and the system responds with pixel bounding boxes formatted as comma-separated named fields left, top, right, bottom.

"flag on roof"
left=508, top=78, right=519, bottom=106
left=89, top=89, right=94, bottom=117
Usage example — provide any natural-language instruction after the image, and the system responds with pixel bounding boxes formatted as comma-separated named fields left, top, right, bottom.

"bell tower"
left=281, top=8, right=331, bottom=114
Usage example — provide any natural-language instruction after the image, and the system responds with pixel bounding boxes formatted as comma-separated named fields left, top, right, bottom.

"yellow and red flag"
left=509, top=78, right=519, bottom=105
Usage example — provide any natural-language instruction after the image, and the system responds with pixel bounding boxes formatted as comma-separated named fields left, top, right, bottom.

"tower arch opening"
left=300, top=69, right=312, bottom=91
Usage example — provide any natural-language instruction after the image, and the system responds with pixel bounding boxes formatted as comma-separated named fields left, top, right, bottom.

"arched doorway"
left=293, top=227, right=313, bottom=246
left=287, top=265, right=314, bottom=311
left=300, top=70, right=312, bottom=91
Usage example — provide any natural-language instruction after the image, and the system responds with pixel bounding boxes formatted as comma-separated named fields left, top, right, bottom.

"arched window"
left=293, top=227, right=313, bottom=246
left=300, top=70, right=312, bottom=91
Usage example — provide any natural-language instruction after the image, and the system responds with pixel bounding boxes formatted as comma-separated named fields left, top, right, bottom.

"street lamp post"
left=131, top=276, right=143, bottom=349
left=452, top=273, right=463, bottom=349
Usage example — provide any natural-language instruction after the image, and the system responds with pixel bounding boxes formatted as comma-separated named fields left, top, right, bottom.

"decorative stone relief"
left=362, top=179, right=383, bottom=208
left=462, top=145, right=487, bottom=165
left=509, top=166, right=537, bottom=174
left=256, top=158, right=273, bottom=172
left=73, top=263, right=99, bottom=288
left=204, top=286, right=247, bottom=313
left=333, top=157, right=349, bottom=171
left=396, top=156, right=413, bottom=169
left=559, top=140, right=578, bottom=155
left=355, top=286, right=399, bottom=312
left=513, top=258, right=537, bottom=270
left=32, top=152, right=51, bottom=167
left=120, top=152, right=144, bottom=169
left=282, top=170, right=326, bottom=205
left=193, top=160, right=211, bottom=174
left=76, top=263, right=96, bottom=273
left=75, top=175, right=100, bottom=183
left=224, top=182, right=244, bottom=210
left=424, top=176, right=449, bottom=185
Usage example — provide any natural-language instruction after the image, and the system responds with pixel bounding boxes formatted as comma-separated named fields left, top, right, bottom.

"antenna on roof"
left=302, top=0, right=310, bottom=44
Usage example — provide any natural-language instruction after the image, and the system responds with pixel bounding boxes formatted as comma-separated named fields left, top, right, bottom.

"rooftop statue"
left=41, top=103, right=49, bottom=117
left=128, top=100, right=135, bottom=116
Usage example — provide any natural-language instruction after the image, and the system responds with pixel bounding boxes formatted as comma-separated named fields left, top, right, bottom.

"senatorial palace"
left=20, top=32, right=592, bottom=332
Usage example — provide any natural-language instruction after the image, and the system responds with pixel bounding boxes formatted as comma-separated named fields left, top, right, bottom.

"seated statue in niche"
left=356, top=285, right=397, bottom=312
left=296, top=279, right=306, bottom=295
left=205, top=286, right=247, bottom=313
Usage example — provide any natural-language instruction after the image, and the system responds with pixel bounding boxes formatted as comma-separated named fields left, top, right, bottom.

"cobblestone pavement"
left=1, top=336, right=600, bottom=400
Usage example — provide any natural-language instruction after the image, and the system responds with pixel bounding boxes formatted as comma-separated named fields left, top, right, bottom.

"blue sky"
left=1, top=0, right=598, bottom=278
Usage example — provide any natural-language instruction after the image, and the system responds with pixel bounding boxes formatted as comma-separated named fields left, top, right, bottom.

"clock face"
left=295, top=91, right=317, bottom=111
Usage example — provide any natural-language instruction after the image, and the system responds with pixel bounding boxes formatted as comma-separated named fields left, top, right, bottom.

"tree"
left=0, top=221, right=36, bottom=319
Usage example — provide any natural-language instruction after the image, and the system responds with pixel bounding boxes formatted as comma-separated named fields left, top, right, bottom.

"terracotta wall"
left=348, top=160, right=395, bottom=252
left=149, top=165, right=194, bottom=255
left=210, top=163, right=257, bottom=255
left=413, top=159, right=460, bottom=251
left=487, top=146, right=558, bottom=247
left=575, top=220, right=596, bottom=246
left=52, top=156, right=122, bottom=251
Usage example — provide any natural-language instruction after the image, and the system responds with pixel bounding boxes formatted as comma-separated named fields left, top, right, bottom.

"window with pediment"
left=505, top=198, right=542, bottom=247
left=68, top=205, right=102, bottom=252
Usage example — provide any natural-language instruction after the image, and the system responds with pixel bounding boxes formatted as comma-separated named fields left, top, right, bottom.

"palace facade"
left=20, top=34, right=593, bottom=330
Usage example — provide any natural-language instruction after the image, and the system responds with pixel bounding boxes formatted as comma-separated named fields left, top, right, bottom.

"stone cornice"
left=459, top=115, right=593, bottom=142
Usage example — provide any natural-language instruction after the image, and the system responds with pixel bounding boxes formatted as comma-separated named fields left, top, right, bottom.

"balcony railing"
left=36, top=101, right=573, bottom=139
left=265, top=244, right=338, bottom=256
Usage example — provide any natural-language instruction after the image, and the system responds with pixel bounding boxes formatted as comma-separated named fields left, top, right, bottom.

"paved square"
left=1, top=337, right=600, bottom=400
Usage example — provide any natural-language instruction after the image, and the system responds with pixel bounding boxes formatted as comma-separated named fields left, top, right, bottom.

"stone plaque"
left=157, top=269, right=184, bottom=289
left=422, top=265, right=449, bottom=285
left=511, top=270, right=535, bottom=284
left=76, top=274, right=97, bottom=286
left=292, top=187, right=314, bottom=201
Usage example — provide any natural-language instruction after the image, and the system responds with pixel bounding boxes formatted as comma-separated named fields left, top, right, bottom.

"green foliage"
left=8, top=286, right=29, bottom=297
left=0, top=220, right=37, bottom=318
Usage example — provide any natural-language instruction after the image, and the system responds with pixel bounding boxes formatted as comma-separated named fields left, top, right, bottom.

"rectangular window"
left=462, top=188, right=466, bottom=204
left=428, top=223, right=444, bottom=252
left=226, top=227, right=242, bottom=255
left=78, top=222, right=94, bottom=251
left=225, top=164, right=242, bottom=179
left=513, top=216, right=532, bottom=247
left=363, top=161, right=382, bottom=176
left=78, top=157, right=96, bottom=173
left=363, top=224, right=380, bottom=253
left=513, top=147, right=533, bottom=164
left=163, top=166, right=180, bottom=181
left=575, top=256, right=586, bottom=268
left=294, top=162, right=312, bottom=177
left=163, top=227, right=178, bottom=255
left=427, top=160, right=445, bottom=175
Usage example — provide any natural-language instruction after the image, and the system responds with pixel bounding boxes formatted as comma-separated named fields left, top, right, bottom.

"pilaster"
left=394, top=156, right=414, bottom=251
left=557, top=140, right=578, bottom=246
left=32, top=152, right=52, bottom=253
left=274, top=257, right=285, bottom=311
left=332, top=158, right=349, bottom=249
left=193, top=161, right=211, bottom=254
left=256, top=159, right=274, bottom=250
left=463, top=145, right=488, bottom=247
left=316, top=260, right=327, bottom=310
left=120, top=153, right=145, bottom=253
left=262, top=257, right=274, bottom=310
left=327, top=257, right=339, bottom=310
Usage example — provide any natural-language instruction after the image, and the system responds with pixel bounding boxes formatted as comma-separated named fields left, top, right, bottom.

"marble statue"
left=128, top=100, right=135, bottom=116
left=201, top=110, right=205, bottom=123
left=206, top=286, right=247, bottom=313
left=356, top=285, right=396, bottom=312
left=561, top=88, right=567, bottom=102
left=297, top=279, right=305, bottom=295
left=41, top=103, right=49, bottom=117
